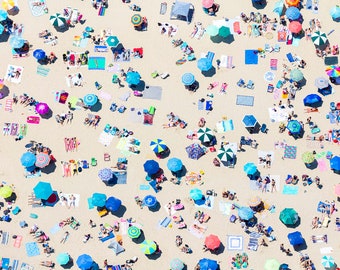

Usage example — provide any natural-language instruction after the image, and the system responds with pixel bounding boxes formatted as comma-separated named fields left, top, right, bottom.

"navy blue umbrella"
left=303, top=94, right=322, bottom=107
left=330, top=156, right=340, bottom=171
left=143, top=160, right=159, bottom=175
left=285, top=7, right=301, bottom=20
left=198, top=259, right=218, bottom=270
left=143, top=195, right=157, bottom=208
left=76, top=254, right=93, bottom=270
left=33, top=49, right=46, bottom=60
left=105, top=196, right=122, bottom=212
left=287, top=231, right=304, bottom=246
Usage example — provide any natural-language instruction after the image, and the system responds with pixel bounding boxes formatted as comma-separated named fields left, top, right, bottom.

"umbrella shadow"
left=61, top=258, right=74, bottom=269
left=252, top=0, right=267, bottom=9
left=55, top=26, right=69, bottom=33
left=201, top=67, right=216, bottom=77
left=41, top=162, right=57, bottom=174
left=8, top=7, right=19, bottom=15
left=223, top=35, right=235, bottom=44
left=111, top=43, right=125, bottom=54
left=40, top=108, right=53, bottom=120
left=286, top=217, right=301, bottom=229
left=148, top=202, right=161, bottom=212
left=89, top=101, right=102, bottom=112
left=210, top=243, right=225, bottom=255
left=0, top=33, right=10, bottom=43
left=5, top=192, right=17, bottom=203
left=132, top=230, right=145, bottom=244
left=305, top=159, right=318, bottom=170
left=156, top=148, right=170, bottom=159
left=172, top=165, right=188, bottom=178
left=111, top=205, right=126, bottom=218
left=131, top=80, right=145, bottom=91
left=0, top=85, right=10, bottom=99
left=292, top=240, right=307, bottom=252
left=146, top=252, right=162, bottom=260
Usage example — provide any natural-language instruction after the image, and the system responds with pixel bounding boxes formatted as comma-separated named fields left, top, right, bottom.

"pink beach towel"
left=13, top=235, right=23, bottom=248
left=233, top=21, right=241, bottom=34
left=270, top=59, right=278, bottom=70
left=317, top=159, right=328, bottom=172
left=4, top=99, right=13, bottom=112
left=226, top=56, right=233, bottom=69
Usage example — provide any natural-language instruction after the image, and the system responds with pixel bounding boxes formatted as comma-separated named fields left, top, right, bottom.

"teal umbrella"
left=321, top=255, right=335, bottom=269
left=170, top=258, right=185, bottom=270
left=330, top=6, right=340, bottom=21
left=127, top=226, right=141, bottom=239
left=33, top=181, right=53, bottom=200
left=91, top=193, right=107, bottom=207
left=57, top=253, right=70, bottom=265
left=106, top=36, right=119, bottom=47
left=218, top=26, right=231, bottom=38
left=140, top=240, right=157, bottom=255
left=243, top=162, right=257, bottom=175
left=206, top=25, right=219, bottom=36
left=273, top=0, right=284, bottom=15
left=290, top=69, right=304, bottom=82
left=279, top=208, right=299, bottom=225
left=190, top=188, right=203, bottom=201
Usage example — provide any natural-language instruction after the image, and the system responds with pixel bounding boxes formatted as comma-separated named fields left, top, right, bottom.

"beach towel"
left=13, top=235, right=22, bottom=248
left=99, top=91, right=112, bottom=101
left=227, top=235, right=243, bottom=251
left=320, top=247, right=333, bottom=254
left=11, top=260, right=19, bottom=270
left=1, top=232, right=9, bottom=245
left=4, top=65, right=23, bottom=84
left=50, top=223, right=61, bottom=234
left=159, top=217, right=171, bottom=228
left=1, top=258, right=10, bottom=269
left=317, top=159, right=328, bottom=172
left=286, top=53, right=296, bottom=62
left=270, top=59, right=278, bottom=70
left=277, top=30, right=287, bottom=42
left=88, top=57, right=106, bottom=70
left=236, top=95, right=254, bottom=106
left=128, top=108, right=144, bottom=123
left=284, top=145, right=297, bottom=159
left=160, top=2, right=167, bottom=14
left=220, top=55, right=233, bottom=68
left=98, top=131, right=114, bottom=146
left=312, top=0, right=319, bottom=14
left=233, top=21, right=241, bottom=34
left=28, top=0, right=47, bottom=17
left=36, top=65, right=50, bottom=77
left=247, top=237, right=258, bottom=251
left=142, top=86, right=163, bottom=100
left=19, top=124, right=28, bottom=137
left=219, top=201, right=232, bottom=215
left=198, top=100, right=204, bottom=110
left=20, top=263, right=34, bottom=270
left=282, top=185, right=298, bottom=195
left=10, top=123, right=18, bottom=136
left=312, top=235, right=327, bottom=243
left=4, top=99, right=13, bottom=112
left=324, top=56, right=338, bottom=65
left=245, top=50, right=258, bottom=65
left=317, top=201, right=330, bottom=214
left=25, top=242, right=40, bottom=257
left=188, top=222, right=207, bottom=238
left=100, top=232, right=115, bottom=242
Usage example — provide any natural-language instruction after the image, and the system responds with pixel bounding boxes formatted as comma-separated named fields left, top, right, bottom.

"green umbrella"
left=49, top=13, right=66, bottom=27
left=311, top=31, right=328, bottom=47
left=170, top=258, right=185, bottom=270
left=0, top=185, right=13, bottom=198
left=264, top=258, right=280, bottom=270
left=127, top=226, right=141, bottom=239
left=206, top=25, right=219, bottom=36
left=131, top=14, right=142, bottom=26
left=140, top=240, right=157, bottom=255
left=290, top=68, right=304, bottom=82
left=279, top=208, right=299, bottom=225
left=302, top=151, right=315, bottom=164
left=217, top=146, right=234, bottom=162
left=218, top=26, right=231, bottom=38
left=197, top=127, right=214, bottom=143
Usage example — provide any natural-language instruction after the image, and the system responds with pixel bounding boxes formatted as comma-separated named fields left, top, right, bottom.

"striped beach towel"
left=37, top=65, right=50, bottom=76
left=270, top=59, right=278, bottom=70
left=4, top=99, right=13, bottom=112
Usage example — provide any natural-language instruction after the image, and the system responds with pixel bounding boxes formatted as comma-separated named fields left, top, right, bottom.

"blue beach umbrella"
left=286, top=120, right=302, bottom=134
left=0, top=24, right=4, bottom=34
left=190, top=188, right=203, bottom=201
left=76, top=254, right=93, bottom=270
left=330, top=6, right=340, bottom=22
left=273, top=0, right=284, bottom=15
left=150, top=139, right=167, bottom=154
left=57, top=253, right=70, bottom=265
left=243, top=162, right=257, bottom=175
left=33, top=181, right=53, bottom=200
left=83, top=94, right=98, bottom=106
left=285, top=6, right=300, bottom=20
left=206, top=25, right=219, bottom=36
left=287, top=231, right=304, bottom=246
left=91, top=193, right=107, bottom=207
left=0, top=9, right=7, bottom=21
left=242, top=115, right=257, bottom=127
left=98, top=168, right=113, bottom=182
left=20, top=152, right=36, bottom=167
left=330, top=156, right=340, bottom=171
left=143, top=160, right=159, bottom=175
left=303, top=94, right=322, bottom=107
left=181, top=73, right=195, bottom=85
left=143, top=195, right=157, bottom=208
left=33, top=49, right=46, bottom=60
left=197, top=58, right=212, bottom=71
left=198, top=259, right=218, bottom=270
left=126, top=71, right=141, bottom=85
left=170, top=258, right=185, bottom=270
left=9, top=35, right=25, bottom=49
left=238, top=206, right=254, bottom=220
left=167, top=158, right=183, bottom=172
left=105, top=196, right=121, bottom=212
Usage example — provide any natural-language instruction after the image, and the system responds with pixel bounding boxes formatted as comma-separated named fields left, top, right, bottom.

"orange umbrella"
left=289, top=21, right=302, bottom=33
left=204, top=234, right=221, bottom=250
left=285, top=0, right=300, bottom=7
left=2, top=0, right=15, bottom=10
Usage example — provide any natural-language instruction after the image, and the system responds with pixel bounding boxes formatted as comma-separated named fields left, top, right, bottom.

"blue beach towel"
left=149, top=180, right=159, bottom=193
left=198, top=100, right=204, bottom=110
left=159, top=217, right=171, bottom=227
left=139, top=184, right=150, bottom=190
left=87, top=197, right=94, bottom=209
left=282, top=185, right=298, bottom=195
left=1, top=258, right=10, bottom=270
left=245, top=50, right=259, bottom=65
left=50, top=223, right=61, bottom=234
left=25, top=242, right=40, bottom=257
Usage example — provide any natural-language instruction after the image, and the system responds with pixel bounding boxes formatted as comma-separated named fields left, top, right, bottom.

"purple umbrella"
left=35, top=102, right=50, bottom=115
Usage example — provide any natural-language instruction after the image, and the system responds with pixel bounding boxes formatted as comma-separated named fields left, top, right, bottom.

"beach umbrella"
left=248, top=196, right=262, bottom=207
left=83, top=94, right=98, bottom=106
left=76, top=254, right=93, bottom=270
left=311, top=31, right=328, bottom=46
left=197, top=127, right=214, bottom=143
left=290, top=68, right=304, bottom=82
left=315, top=77, right=329, bottom=89
left=170, top=258, right=184, bottom=270
left=150, top=138, right=167, bottom=154
left=105, top=196, right=121, bottom=212
left=218, top=26, right=231, bottom=38
left=198, top=259, right=218, bottom=270
left=288, top=21, right=302, bottom=33
left=186, top=143, right=205, bottom=160
left=205, top=25, right=219, bottom=36
left=140, top=240, right=157, bottom=255
left=279, top=208, right=299, bottom=225
left=321, top=255, right=335, bottom=269
left=143, top=160, right=159, bottom=175
left=335, top=183, right=340, bottom=196
left=98, top=168, right=113, bottom=182
left=49, top=13, right=66, bottom=27
left=33, top=181, right=53, bottom=200
left=127, top=226, right=141, bottom=239
left=280, top=264, right=289, bottom=270
left=167, top=158, right=183, bottom=172
left=330, top=6, right=340, bottom=21
left=303, top=94, right=322, bottom=107
left=217, top=146, right=234, bottom=162
left=285, top=0, right=299, bottom=7
left=106, top=36, right=119, bottom=47
left=285, top=7, right=300, bottom=20
left=286, top=120, right=302, bottom=134
left=0, top=185, right=12, bottom=198
left=325, top=65, right=340, bottom=77
left=264, top=259, right=280, bottom=270
left=243, top=162, right=257, bottom=175
left=9, top=36, right=25, bottom=49
left=126, top=71, right=141, bottom=85
left=20, top=152, right=36, bottom=167
left=204, top=234, right=221, bottom=250
left=91, top=193, right=107, bottom=207
left=35, top=153, right=50, bottom=168
left=143, top=195, right=157, bottom=208
left=190, top=188, right=203, bottom=201
left=131, top=14, right=142, bottom=26
left=35, top=102, right=49, bottom=115
left=287, top=231, right=304, bottom=245
left=33, top=49, right=46, bottom=61
left=2, top=0, right=14, bottom=10
left=0, top=9, right=7, bottom=21
left=56, top=253, right=70, bottom=265
left=181, top=72, right=195, bottom=85
left=273, top=0, right=284, bottom=15
left=0, top=24, right=4, bottom=34
left=238, top=206, right=254, bottom=220
left=330, top=156, right=340, bottom=171
left=242, top=114, right=257, bottom=127
left=302, top=151, right=315, bottom=164
left=202, top=0, right=214, bottom=8
left=197, top=58, right=212, bottom=71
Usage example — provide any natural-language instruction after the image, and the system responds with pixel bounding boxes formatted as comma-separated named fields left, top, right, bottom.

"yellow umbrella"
left=0, top=185, right=13, bottom=198
left=2, top=0, right=15, bottom=11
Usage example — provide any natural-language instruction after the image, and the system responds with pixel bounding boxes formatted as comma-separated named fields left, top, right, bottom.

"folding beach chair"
left=264, top=44, right=273, bottom=53
left=246, top=80, right=254, bottom=89
left=286, top=53, right=296, bottom=62
left=270, top=59, right=278, bottom=70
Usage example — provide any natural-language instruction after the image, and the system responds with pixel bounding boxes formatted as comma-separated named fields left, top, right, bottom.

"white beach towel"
left=159, top=23, right=178, bottom=37
left=258, top=150, right=275, bottom=167
left=268, top=107, right=292, bottom=122
left=98, top=131, right=114, bottom=146
left=320, top=247, right=333, bottom=254
left=4, top=65, right=23, bottom=84
left=163, top=204, right=177, bottom=216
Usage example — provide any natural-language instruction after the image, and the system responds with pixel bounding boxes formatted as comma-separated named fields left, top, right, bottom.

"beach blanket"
left=28, top=0, right=47, bottom=17
left=98, top=131, right=114, bottom=146
left=317, top=201, right=330, bottom=214
left=220, top=55, right=233, bottom=68
left=25, top=242, right=40, bottom=257
left=20, top=263, right=34, bottom=270
left=284, top=145, right=297, bottom=159
left=58, top=193, right=80, bottom=207
left=215, top=119, right=234, bottom=133
left=258, top=150, right=274, bottom=166
left=268, top=107, right=292, bottom=122
left=36, top=65, right=50, bottom=77
left=112, top=49, right=131, bottom=62
left=4, top=65, right=23, bottom=84
left=317, top=159, right=328, bottom=172
left=88, top=57, right=106, bottom=70
left=245, top=50, right=258, bottom=65
left=159, top=22, right=178, bottom=37
left=236, top=95, right=254, bottom=106
left=143, top=86, right=163, bottom=100
left=219, top=201, right=232, bottom=215
left=128, top=108, right=144, bottom=123
left=312, top=234, right=327, bottom=243
left=116, top=137, right=140, bottom=156
left=188, top=222, right=207, bottom=238
left=282, top=185, right=298, bottom=195
left=227, top=235, right=244, bottom=251
left=68, top=52, right=88, bottom=68
left=1, top=232, right=9, bottom=245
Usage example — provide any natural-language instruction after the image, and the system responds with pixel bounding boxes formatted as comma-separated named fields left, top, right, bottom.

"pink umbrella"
left=202, top=0, right=214, bottom=8
left=335, top=184, right=340, bottom=196
left=35, top=102, right=50, bottom=115
left=288, top=21, right=302, bottom=34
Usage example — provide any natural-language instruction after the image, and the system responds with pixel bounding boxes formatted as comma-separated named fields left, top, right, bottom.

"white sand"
left=0, top=0, right=340, bottom=269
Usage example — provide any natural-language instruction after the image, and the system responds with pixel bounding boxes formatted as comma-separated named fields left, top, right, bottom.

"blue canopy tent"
left=186, top=143, right=205, bottom=160
left=170, top=1, right=194, bottom=23
left=303, top=94, right=323, bottom=107
left=287, top=231, right=304, bottom=246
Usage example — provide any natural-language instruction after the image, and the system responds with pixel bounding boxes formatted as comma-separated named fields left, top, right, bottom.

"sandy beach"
left=0, top=0, right=340, bottom=269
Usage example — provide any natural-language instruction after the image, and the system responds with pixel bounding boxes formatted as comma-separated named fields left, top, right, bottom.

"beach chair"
left=260, top=124, right=268, bottom=133
left=246, top=80, right=254, bottom=89
left=237, top=79, right=246, bottom=87
left=91, top=158, right=97, bottom=166
left=104, top=153, right=111, bottom=161
left=264, top=44, right=273, bottom=53
left=71, top=8, right=79, bottom=24
left=70, top=219, right=80, bottom=230
left=98, top=208, right=108, bottom=217
left=206, top=51, right=215, bottom=62
left=286, top=53, right=296, bottom=63
left=274, top=44, right=280, bottom=52
left=330, top=102, right=336, bottom=111
left=270, top=59, right=278, bottom=70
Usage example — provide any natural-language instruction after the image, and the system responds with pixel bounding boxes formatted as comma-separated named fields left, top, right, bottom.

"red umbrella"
left=289, top=21, right=302, bottom=33
left=204, top=234, right=221, bottom=250
left=202, top=0, right=214, bottom=8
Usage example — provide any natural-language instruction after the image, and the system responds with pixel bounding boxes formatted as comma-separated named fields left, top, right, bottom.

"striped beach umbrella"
left=170, top=258, right=185, bottom=270
left=321, top=256, right=335, bottom=269
left=217, top=146, right=234, bottom=162
left=83, top=94, right=98, bottom=106
left=35, top=153, right=50, bottom=168
left=140, top=240, right=157, bottom=255
left=49, top=13, right=66, bottom=27
left=197, top=127, right=214, bottom=143
left=0, top=185, right=12, bottom=198
left=150, top=139, right=167, bottom=153
left=131, top=14, right=142, bottom=26
left=325, top=65, right=340, bottom=77
left=127, top=226, right=141, bottom=239
left=181, top=73, right=195, bottom=85
left=311, top=31, right=328, bottom=46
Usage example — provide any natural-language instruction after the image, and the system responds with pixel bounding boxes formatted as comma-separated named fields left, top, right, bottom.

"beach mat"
left=284, top=145, right=297, bottom=159
left=159, top=217, right=171, bottom=228
left=227, top=235, right=244, bottom=251
left=20, top=262, right=34, bottom=270
left=25, top=242, right=40, bottom=257
left=245, top=50, right=258, bottom=65
left=128, top=108, right=144, bottom=123
left=87, top=197, right=94, bottom=209
left=113, top=171, right=127, bottom=184
left=282, top=185, right=298, bottom=195
left=28, top=0, right=47, bottom=17
left=36, top=65, right=50, bottom=77
left=1, top=232, right=9, bottom=244
left=139, top=184, right=150, bottom=190
left=11, top=259, right=19, bottom=270
left=160, top=2, right=167, bottom=14
left=236, top=95, right=254, bottom=106
left=50, top=223, right=61, bottom=234
left=320, top=247, right=333, bottom=254
left=13, top=235, right=23, bottom=248
left=142, top=86, right=162, bottom=100
left=88, top=57, right=106, bottom=70
left=324, top=56, right=338, bottom=65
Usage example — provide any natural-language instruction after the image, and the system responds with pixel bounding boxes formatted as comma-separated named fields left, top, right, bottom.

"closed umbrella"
left=330, top=6, right=340, bottom=21
left=35, top=153, right=50, bottom=168
left=167, top=158, right=183, bottom=172
left=190, top=188, right=203, bottom=201
left=197, top=58, right=212, bottom=71
left=273, top=0, right=284, bottom=15
left=33, top=49, right=46, bottom=60
left=9, top=36, right=25, bottom=49
left=243, top=162, right=257, bottom=175
left=126, top=71, right=141, bottom=85
left=20, top=152, right=36, bottom=167
left=170, top=258, right=184, bottom=270
left=288, top=21, right=302, bottom=33
left=0, top=9, right=7, bottom=21
left=302, top=151, right=315, bottom=164
left=321, top=255, right=335, bottom=269
left=303, top=94, right=322, bottom=107
left=198, top=259, right=218, bottom=270
left=325, top=65, right=340, bottom=77
left=181, top=73, right=195, bottom=85
left=98, top=168, right=113, bottom=182
left=315, top=77, right=329, bottom=89
left=76, top=254, right=93, bottom=270
left=49, top=13, right=66, bottom=27
left=143, top=195, right=157, bottom=208
left=290, top=68, right=304, bottom=82
left=238, top=206, right=254, bottom=220
left=264, top=259, right=280, bottom=270
left=286, top=120, right=302, bottom=134
left=35, top=102, right=49, bottom=115
left=140, top=240, right=157, bottom=255
left=197, top=127, right=214, bottom=143
left=83, top=94, right=98, bottom=106
left=218, top=26, right=231, bottom=38
left=202, top=0, right=214, bottom=8
left=106, top=36, right=119, bottom=47
left=285, top=0, right=300, bottom=7
left=56, top=253, right=70, bottom=265
left=105, top=196, right=121, bottom=212
left=150, top=139, right=167, bottom=154
left=242, top=114, right=257, bottom=127
left=131, top=14, right=142, bottom=26
left=0, top=185, right=12, bottom=198
left=285, top=7, right=301, bottom=20
left=2, top=0, right=15, bottom=10
left=311, top=31, right=328, bottom=46
left=143, top=160, right=159, bottom=175
left=330, top=156, right=340, bottom=171
left=33, top=181, right=53, bottom=200
left=204, top=234, right=221, bottom=250
left=91, top=193, right=107, bottom=207
left=206, top=25, right=219, bottom=36
left=248, top=196, right=262, bottom=207
left=127, top=226, right=141, bottom=239
left=279, top=208, right=299, bottom=225
left=217, top=146, right=234, bottom=163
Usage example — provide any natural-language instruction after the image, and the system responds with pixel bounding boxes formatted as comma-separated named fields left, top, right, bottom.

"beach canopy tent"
left=140, top=240, right=157, bottom=255
left=204, top=234, right=221, bottom=250
left=330, top=6, right=340, bottom=22
left=56, top=253, right=70, bottom=265
left=143, top=160, right=160, bottom=175
left=264, top=259, right=280, bottom=270
left=286, top=120, right=302, bottom=134
left=170, top=1, right=194, bottom=23
left=190, top=188, right=203, bottom=201
left=238, top=206, right=254, bottom=220
left=76, top=254, right=93, bottom=270
left=91, top=193, right=107, bottom=207
left=198, top=259, right=218, bottom=270
left=287, top=231, right=304, bottom=246
left=303, top=94, right=323, bottom=107
left=285, top=6, right=300, bottom=20
left=321, top=255, right=335, bottom=269
left=167, top=157, right=183, bottom=172
left=279, top=208, right=299, bottom=226
left=105, top=196, right=121, bottom=212
left=170, top=258, right=185, bottom=270
left=108, top=240, right=125, bottom=255
left=330, top=156, right=340, bottom=171
left=186, top=143, right=205, bottom=160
